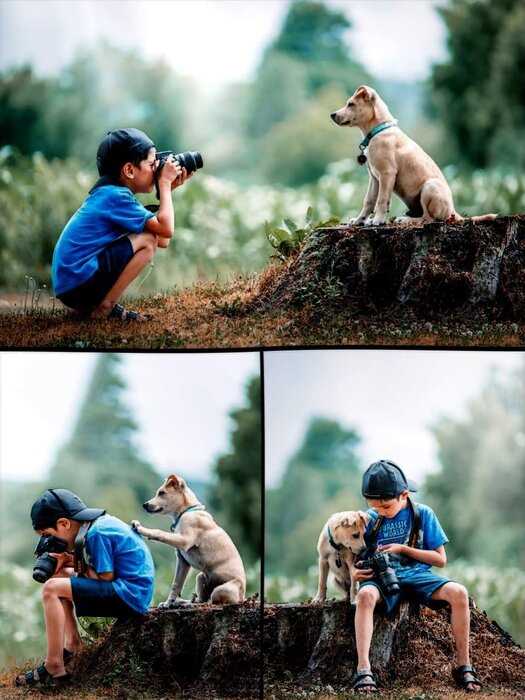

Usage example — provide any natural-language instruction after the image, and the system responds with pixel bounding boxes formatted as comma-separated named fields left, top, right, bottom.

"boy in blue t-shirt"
left=15, top=489, right=155, bottom=687
left=350, top=460, right=481, bottom=694
left=52, top=127, right=193, bottom=321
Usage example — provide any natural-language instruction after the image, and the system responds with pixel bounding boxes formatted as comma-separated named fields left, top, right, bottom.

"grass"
left=0, top=275, right=524, bottom=350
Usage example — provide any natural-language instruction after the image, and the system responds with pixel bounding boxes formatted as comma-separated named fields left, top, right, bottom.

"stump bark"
left=74, top=602, right=261, bottom=698
left=263, top=600, right=525, bottom=695
left=254, top=216, right=525, bottom=319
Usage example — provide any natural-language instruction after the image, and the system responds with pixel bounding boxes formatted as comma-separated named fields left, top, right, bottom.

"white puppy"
left=331, top=85, right=495, bottom=227
left=132, top=474, right=246, bottom=607
left=313, top=510, right=369, bottom=604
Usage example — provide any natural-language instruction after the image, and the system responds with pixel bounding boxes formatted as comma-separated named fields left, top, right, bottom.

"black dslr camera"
left=355, top=547, right=400, bottom=595
left=33, top=535, right=69, bottom=583
left=154, top=150, right=203, bottom=200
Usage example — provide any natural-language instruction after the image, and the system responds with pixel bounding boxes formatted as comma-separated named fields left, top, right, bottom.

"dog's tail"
left=450, top=211, right=498, bottom=223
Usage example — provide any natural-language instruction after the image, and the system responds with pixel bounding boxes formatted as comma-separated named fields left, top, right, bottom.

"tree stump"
left=254, top=216, right=525, bottom=319
left=73, top=602, right=261, bottom=698
left=263, top=600, right=525, bottom=695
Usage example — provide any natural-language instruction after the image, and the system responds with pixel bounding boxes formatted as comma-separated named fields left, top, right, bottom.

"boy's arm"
left=144, top=161, right=191, bottom=239
left=378, top=543, right=447, bottom=567
left=85, top=566, right=114, bottom=581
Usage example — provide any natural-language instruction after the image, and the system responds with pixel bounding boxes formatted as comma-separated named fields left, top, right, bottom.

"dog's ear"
left=166, top=474, right=183, bottom=490
left=358, top=510, right=371, bottom=527
left=341, top=517, right=350, bottom=528
left=355, top=85, right=375, bottom=102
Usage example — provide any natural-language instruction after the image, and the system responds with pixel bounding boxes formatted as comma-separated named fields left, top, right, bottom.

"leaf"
left=283, top=218, right=297, bottom=234
left=305, top=206, right=314, bottom=223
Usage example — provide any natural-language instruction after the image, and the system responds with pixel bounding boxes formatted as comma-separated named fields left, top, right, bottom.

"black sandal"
left=15, top=664, right=70, bottom=687
left=108, top=303, right=148, bottom=322
left=351, top=669, right=378, bottom=693
left=453, top=665, right=482, bottom=692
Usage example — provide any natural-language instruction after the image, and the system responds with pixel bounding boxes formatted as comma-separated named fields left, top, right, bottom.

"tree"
left=424, top=362, right=525, bottom=568
left=208, top=376, right=261, bottom=565
left=246, top=0, right=370, bottom=141
left=50, top=353, right=160, bottom=513
left=266, top=417, right=362, bottom=574
left=0, top=43, right=189, bottom=163
left=429, top=0, right=524, bottom=169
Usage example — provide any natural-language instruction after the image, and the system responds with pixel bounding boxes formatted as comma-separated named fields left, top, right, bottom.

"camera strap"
left=366, top=497, right=421, bottom=551
left=73, top=521, right=93, bottom=576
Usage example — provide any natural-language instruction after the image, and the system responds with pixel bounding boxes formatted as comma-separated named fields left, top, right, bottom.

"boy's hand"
left=131, top=519, right=146, bottom=536
left=171, top=167, right=193, bottom=190
left=351, top=564, right=374, bottom=581
left=158, top=157, right=183, bottom=185
left=49, top=552, right=74, bottom=574
left=377, top=543, right=406, bottom=556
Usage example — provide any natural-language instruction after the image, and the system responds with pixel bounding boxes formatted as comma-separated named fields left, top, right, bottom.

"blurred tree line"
left=2, top=353, right=261, bottom=574
left=267, top=360, right=525, bottom=575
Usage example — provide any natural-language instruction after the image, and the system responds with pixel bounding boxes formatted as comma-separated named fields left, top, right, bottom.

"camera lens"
left=174, top=151, right=204, bottom=174
left=32, top=553, right=58, bottom=583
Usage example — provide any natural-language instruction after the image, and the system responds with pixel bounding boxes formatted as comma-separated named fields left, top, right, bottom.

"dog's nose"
left=330, top=112, right=338, bottom=124
left=142, top=502, right=149, bottom=511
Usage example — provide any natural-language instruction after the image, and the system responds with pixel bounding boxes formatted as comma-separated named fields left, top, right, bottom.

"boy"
left=15, top=488, right=155, bottom=687
left=351, top=460, right=481, bottom=694
left=52, top=127, right=192, bottom=321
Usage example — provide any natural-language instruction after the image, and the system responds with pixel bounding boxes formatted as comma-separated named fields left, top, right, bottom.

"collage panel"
left=0, top=351, right=262, bottom=698
left=264, top=349, right=525, bottom=697
left=0, top=0, right=524, bottom=350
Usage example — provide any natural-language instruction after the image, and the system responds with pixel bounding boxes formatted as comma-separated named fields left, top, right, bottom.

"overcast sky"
left=0, top=351, right=259, bottom=482
left=265, top=349, right=523, bottom=488
left=0, top=1, right=447, bottom=88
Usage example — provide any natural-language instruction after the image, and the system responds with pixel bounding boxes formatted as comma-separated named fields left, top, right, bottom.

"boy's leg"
left=41, top=578, right=75, bottom=677
left=96, top=233, right=158, bottom=316
left=354, top=585, right=381, bottom=680
left=61, top=599, right=82, bottom=653
left=431, top=582, right=480, bottom=692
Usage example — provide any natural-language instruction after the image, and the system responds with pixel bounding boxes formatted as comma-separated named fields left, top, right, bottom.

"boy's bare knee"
left=356, top=587, right=379, bottom=608
left=448, top=583, right=469, bottom=606
left=42, top=579, right=60, bottom=600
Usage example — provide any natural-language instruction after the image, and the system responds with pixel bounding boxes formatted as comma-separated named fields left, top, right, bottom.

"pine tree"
left=49, top=353, right=160, bottom=515
left=208, top=376, right=261, bottom=565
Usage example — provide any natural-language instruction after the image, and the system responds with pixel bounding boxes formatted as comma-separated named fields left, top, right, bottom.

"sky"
left=0, top=351, right=259, bottom=482
left=265, top=349, right=523, bottom=488
left=0, top=0, right=447, bottom=89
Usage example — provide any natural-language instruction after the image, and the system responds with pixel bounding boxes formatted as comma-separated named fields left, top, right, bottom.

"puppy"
left=132, top=474, right=246, bottom=607
left=313, top=510, right=369, bottom=604
left=331, top=85, right=495, bottom=227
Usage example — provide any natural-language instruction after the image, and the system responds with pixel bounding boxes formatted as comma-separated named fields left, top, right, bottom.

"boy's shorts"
left=359, top=566, right=451, bottom=616
left=57, top=236, right=135, bottom=312
left=71, top=576, right=141, bottom=619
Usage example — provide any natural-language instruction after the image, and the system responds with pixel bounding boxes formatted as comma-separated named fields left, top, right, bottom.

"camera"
left=33, top=535, right=69, bottom=583
left=156, top=150, right=203, bottom=174
left=355, top=547, right=400, bottom=595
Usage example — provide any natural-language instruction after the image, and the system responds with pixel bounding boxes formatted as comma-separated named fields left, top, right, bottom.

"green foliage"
left=430, top=0, right=525, bottom=169
left=0, top=42, right=188, bottom=164
left=423, top=363, right=525, bottom=569
left=265, top=205, right=340, bottom=260
left=208, top=376, right=261, bottom=565
left=266, top=417, right=361, bottom=575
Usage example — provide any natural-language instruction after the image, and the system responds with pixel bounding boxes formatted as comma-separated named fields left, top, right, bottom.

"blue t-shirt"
left=85, top=514, right=155, bottom=614
left=365, top=502, right=448, bottom=571
left=52, top=185, right=155, bottom=295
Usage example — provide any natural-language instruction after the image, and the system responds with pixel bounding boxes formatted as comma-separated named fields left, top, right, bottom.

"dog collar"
left=358, top=120, right=398, bottom=164
left=170, top=504, right=206, bottom=532
left=327, top=525, right=342, bottom=551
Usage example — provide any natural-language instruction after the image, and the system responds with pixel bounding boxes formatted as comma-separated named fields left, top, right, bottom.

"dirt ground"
left=0, top=279, right=523, bottom=350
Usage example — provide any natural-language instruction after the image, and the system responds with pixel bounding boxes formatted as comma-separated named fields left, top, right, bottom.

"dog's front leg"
left=369, top=170, right=396, bottom=226
left=158, top=552, right=192, bottom=608
left=351, top=173, right=378, bottom=225
left=131, top=521, right=193, bottom=550
left=312, top=557, right=330, bottom=603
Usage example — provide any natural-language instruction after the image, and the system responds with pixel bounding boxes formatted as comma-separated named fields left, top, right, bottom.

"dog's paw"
left=367, top=217, right=386, bottom=227
left=311, top=595, right=326, bottom=605
left=348, top=217, right=366, bottom=226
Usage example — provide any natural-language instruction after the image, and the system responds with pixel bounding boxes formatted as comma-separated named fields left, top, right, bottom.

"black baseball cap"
left=362, top=460, right=418, bottom=499
left=31, top=489, right=105, bottom=530
left=91, top=127, right=155, bottom=192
